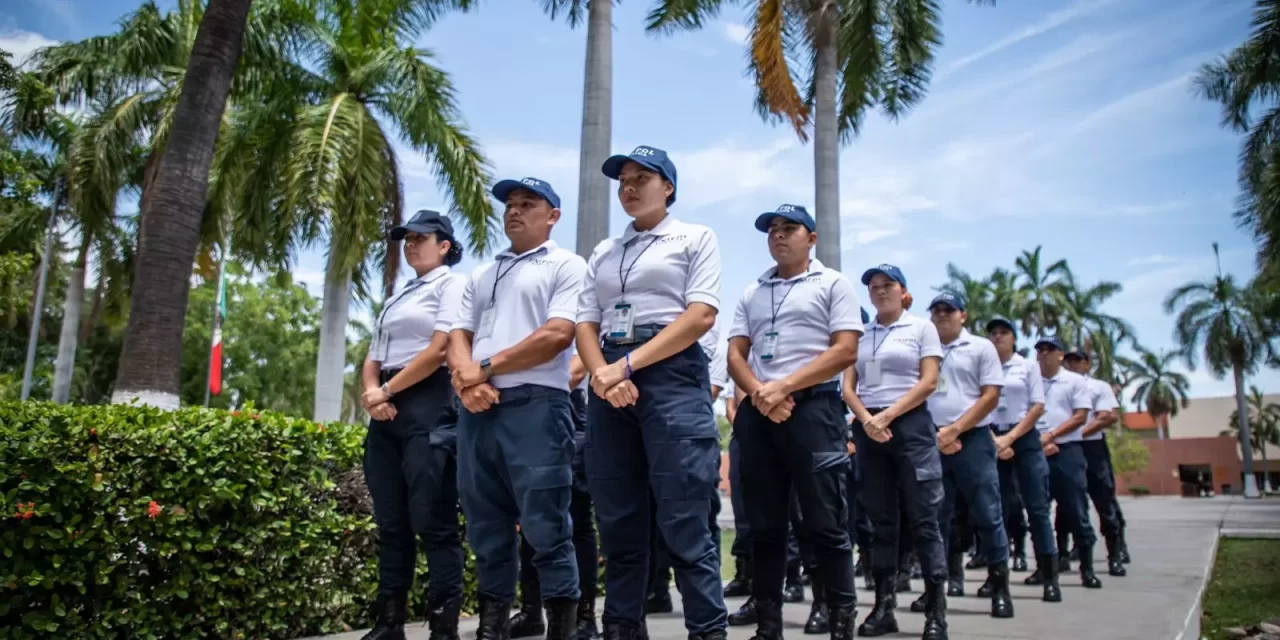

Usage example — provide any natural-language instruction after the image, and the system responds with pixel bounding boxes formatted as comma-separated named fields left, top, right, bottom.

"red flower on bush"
left=148, top=501, right=162, bottom=519
left=13, top=502, right=36, bottom=520
left=316, top=422, right=326, bottom=432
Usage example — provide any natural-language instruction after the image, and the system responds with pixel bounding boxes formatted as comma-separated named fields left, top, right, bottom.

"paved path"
left=309, top=496, right=1280, bottom=640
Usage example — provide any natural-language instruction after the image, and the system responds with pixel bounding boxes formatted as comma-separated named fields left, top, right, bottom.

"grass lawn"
left=721, top=529, right=737, bottom=582
left=1200, top=538, right=1280, bottom=640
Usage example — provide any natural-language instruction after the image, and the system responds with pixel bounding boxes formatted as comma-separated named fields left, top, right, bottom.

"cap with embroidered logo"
left=601, top=145, right=678, bottom=206
left=928, top=292, right=966, bottom=312
left=391, top=209, right=455, bottom=241
left=861, top=264, right=907, bottom=287
left=755, top=204, right=816, bottom=232
left=492, top=176, right=561, bottom=209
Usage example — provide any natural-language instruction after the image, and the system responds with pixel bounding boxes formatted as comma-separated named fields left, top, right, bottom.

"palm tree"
left=1224, top=385, right=1280, bottom=493
left=1165, top=243, right=1271, bottom=498
left=938, top=263, right=991, bottom=332
left=647, top=0, right=992, bottom=270
left=1194, top=0, right=1280, bottom=284
left=986, top=267, right=1025, bottom=322
left=1054, top=264, right=1133, bottom=385
left=1013, top=245, right=1068, bottom=338
left=225, top=0, right=496, bottom=421
left=1118, top=348, right=1190, bottom=440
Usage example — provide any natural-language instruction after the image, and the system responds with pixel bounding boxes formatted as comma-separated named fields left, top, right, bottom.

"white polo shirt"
left=729, top=259, right=863, bottom=384
left=1082, top=377, right=1120, bottom=441
left=454, top=240, right=587, bottom=391
left=994, top=353, right=1044, bottom=428
left=855, top=312, right=943, bottom=409
left=577, top=216, right=722, bottom=332
left=373, top=265, right=465, bottom=370
left=926, top=328, right=1004, bottom=427
left=708, top=341, right=729, bottom=390
left=1039, top=368, right=1092, bottom=444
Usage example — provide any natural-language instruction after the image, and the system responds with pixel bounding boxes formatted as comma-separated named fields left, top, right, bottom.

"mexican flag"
left=208, top=255, right=228, bottom=396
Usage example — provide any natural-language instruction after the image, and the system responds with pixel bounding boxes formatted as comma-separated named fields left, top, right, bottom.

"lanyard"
left=618, top=235, right=660, bottom=296
left=940, top=341, right=964, bottom=366
left=491, top=249, right=542, bottom=304
left=769, top=280, right=800, bottom=327
left=376, top=278, right=428, bottom=329
left=870, top=325, right=900, bottom=358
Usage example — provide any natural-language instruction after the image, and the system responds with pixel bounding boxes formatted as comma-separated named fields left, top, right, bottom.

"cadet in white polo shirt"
left=982, top=317, right=1060, bottom=603
left=1064, top=349, right=1127, bottom=578
left=845, top=264, right=948, bottom=640
left=1033, top=336, right=1103, bottom=590
left=726, top=204, right=862, bottom=640
left=447, top=176, right=587, bottom=640
left=574, top=145, right=727, bottom=640
left=906, top=293, right=1012, bottom=621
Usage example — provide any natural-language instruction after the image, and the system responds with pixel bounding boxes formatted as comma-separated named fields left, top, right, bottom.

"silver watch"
left=380, top=382, right=394, bottom=397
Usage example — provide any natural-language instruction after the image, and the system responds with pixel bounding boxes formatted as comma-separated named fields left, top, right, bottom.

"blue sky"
left=3, top=0, right=1275, bottom=400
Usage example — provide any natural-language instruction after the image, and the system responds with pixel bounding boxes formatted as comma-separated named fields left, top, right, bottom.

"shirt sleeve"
left=576, top=242, right=606, bottom=324
left=549, top=255, right=587, bottom=323
left=1070, top=377, right=1092, bottom=411
left=452, top=269, right=480, bottom=333
left=1027, top=364, right=1046, bottom=405
left=432, top=274, right=468, bottom=334
left=827, top=275, right=865, bottom=334
left=728, top=284, right=753, bottom=340
left=977, top=340, right=1005, bottom=387
left=1097, top=381, right=1120, bottom=412
left=710, top=345, right=730, bottom=390
left=684, top=227, right=722, bottom=309
left=918, top=320, right=943, bottom=360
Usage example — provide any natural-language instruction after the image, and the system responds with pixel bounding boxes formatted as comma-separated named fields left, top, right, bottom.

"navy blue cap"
left=602, top=145, right=678, bottom=206
left=985, top=316, right=1016, bottom=334
left=1065, top=348, right=1090, bottom=360
left=492, top=177, right=561, bottom=209
left=391, top=209, right=455, bottom=241
left=928, top=292, right=966, bottom=312
left=860, top=307, right=870, bottom=324
left=754, top=204, right=816, bottom=232
left=1035, top=336, right=1066, bottom=351
left=861, top=264, right=907, bottom=287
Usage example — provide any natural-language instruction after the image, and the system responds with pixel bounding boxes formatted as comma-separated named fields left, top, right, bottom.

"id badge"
left=760, top=331, right=780, bottom=361
left=936, top=376, right=950, bottom=396
left=371, top=330, right=390, bottom=362
left=609, top=303, right=635, bottom=340
left=997, top=397, right=1008, bottom=414
left=864, top=359, right=883, bottom=386
left=478, top=304, right=496, bottom=340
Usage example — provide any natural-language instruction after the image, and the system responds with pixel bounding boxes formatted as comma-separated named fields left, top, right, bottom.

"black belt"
left=379, top=368, right=403, bottom=384
left=602, top=323, right=666, bottom=346
left=792, top=381, right=840, bottom=401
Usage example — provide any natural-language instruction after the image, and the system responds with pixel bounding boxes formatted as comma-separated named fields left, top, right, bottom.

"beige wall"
left=1167, top=393, right=1280, bottom=463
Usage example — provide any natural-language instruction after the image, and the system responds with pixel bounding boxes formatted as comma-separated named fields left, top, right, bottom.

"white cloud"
left=938, top=0, right=1118, bottom=79
left=723, top=23, right=749, bottom=46
left=1125, top=254, right=1178, bottom=268
left=0, top=29, right=58, bottom=66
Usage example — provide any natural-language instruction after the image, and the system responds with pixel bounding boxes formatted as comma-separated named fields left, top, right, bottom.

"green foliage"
left=179, top=263, right=321, bottom=415
left=716, top=413, right=731, bottom=450
left=1127, top=485, right=1150, bottom=497
left=0, top=401, right=479, bottom=639
left=1109, top=427, right=1151, bottom=481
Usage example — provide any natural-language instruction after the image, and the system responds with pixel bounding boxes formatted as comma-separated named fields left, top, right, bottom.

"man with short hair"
left=1063, top=349, right=1127, bottom=577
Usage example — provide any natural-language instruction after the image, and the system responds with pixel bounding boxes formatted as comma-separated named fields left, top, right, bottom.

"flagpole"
left=204, top=238, right=229, bottom=407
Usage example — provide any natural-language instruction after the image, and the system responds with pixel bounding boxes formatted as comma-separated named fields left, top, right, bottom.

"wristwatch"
left=380, top=382, right=394, bottom=398
left=480, top=358, right=493, bottom=379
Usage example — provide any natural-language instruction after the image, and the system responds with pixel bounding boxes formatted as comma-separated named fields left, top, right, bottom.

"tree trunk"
left=80, top=267, right=106, bottom=347
left=574, top=0, right=613, bottom=258
left=314, top=251, right=351, bottom=422
left=111, top=0, right=255, bottom=409
left=1233, top=361, right=1260, bottom=498
left=20, top=215, right=58, bottom=401
left=52, top=236, right=90, bottom=403
left=812, top=7, right=841, bottom=270
left=1263, top=444, right=1273, bottom=493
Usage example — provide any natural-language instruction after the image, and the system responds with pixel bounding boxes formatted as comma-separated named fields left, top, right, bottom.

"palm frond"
left=747, top=0, right=810, bottom=140
left=645, top=0, right=725, bottom=35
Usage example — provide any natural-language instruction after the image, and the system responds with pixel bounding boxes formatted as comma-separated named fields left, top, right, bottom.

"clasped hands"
left=452, top=360, right=501, bottom=413
left=590, top=359, right=638, bottom=408
left=751, top=380, right=795, bottom=424
left=362, top=386, right=398, bottom=421
left=1040, top=431, right=1060, bottom=457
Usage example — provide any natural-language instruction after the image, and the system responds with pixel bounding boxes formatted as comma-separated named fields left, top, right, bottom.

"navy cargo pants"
left=938, top=427, right=1010, bottom=565
left=459, top=384, right=580, bottom=602
left=852, top=404, right=947, bottom=581
left=1082, top=438, right=1123, bottom=542
left=994, top=427, right=1056, bottom=558
left=365, top=368, right=464, bottom=602
left=1047, top=441, right=1097, bottom=552
left=729, top=436, right=802, bottom=563
left=585, top=339, right=727, bottom=635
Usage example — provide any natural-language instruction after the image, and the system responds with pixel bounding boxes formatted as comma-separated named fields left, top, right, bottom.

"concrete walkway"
left=310, top=496, right=1280, bottom=640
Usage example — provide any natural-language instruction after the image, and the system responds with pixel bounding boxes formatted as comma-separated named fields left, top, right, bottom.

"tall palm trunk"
left=573, top=0, right=613, bottom=258
left=79, top=269, right=106, bottom=347
left=314, top=250, right=351, bottom=422
left=52, top=236, right=91, bottom=403
left=812, top=8, right=841, bottom=270
left=111, top=0, right=255, bottom=409
left=1233, top=360, right=1260, bottom=498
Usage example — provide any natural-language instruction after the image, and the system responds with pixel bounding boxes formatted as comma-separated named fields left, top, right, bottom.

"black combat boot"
left=1011, top=534, right=1028, bottom=572
left=946, top=550, right=965, bottom=597
left=828, top=602, right=855, bottom=640
left=509, top=574, right=544, bottom=639
left=853, top=551, right=866, bottom=577
left=804, top=574, right=830, bottom=635
left=728, top=596, right=758, bottom=626
left=988, top=564, right=1013, bottom=619
left=1057, top=549, right=1071, bottom=573
left=725, top=556, right=753, bottom=598
left=964, top=552, right=986, bottom=570
left=1078, top=546, right=1103, bottom=589
left=749, top=598, right=784, bottom=640
left=1118, top=529, right=1131, bottom=564
left=856, top=572, right=898, bottom=637
left=785, top=561, right=806, bottom=603
left=1038, top=555, right=1062, bottom=602
left=1022, top=566, right=1043, bottom=586
left=361, top=594, right=407, bottom=640
left=544, top=598, right=578, bottom=640
left=920, top=579, right=948, bottom=640
left=479, top=596, right=513, bottom=640
left=428, top=595, right=463, bottom=640
left=576, top=597, right=601, bottom=640
left=602, top=622, right=644, bottom=640
left=644, top=588, right=672, bottom=614
left=1105, top=535, right=1127, bottom=577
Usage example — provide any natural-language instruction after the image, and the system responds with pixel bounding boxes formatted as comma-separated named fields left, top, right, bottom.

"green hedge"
left=0, top=402, right=479, bottom=639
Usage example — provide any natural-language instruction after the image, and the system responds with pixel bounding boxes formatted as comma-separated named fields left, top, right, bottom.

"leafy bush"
left=1129, top=485, right=1151, bottom=496
left=0, top=402, right=477, bottom=639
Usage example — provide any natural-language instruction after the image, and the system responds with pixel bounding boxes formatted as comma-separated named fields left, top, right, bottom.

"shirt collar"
left=414, top=264, right=452, bottom=285
left=621, top=215, right=679, bottom=244
left=497, top=239, right=557, bottom=259
left=941, top=327, right=972, bottom=347
left=759, top=257, right=825, bottom=283
left=867, top=311, right=917, bottom=331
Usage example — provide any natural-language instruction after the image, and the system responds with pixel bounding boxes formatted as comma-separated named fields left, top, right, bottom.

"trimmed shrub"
left=1128, top=485, right=1151, bottom=496
left=0, top=402, right=477, bottom=639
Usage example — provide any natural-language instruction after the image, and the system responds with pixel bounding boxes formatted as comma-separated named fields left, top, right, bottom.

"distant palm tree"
left=1165, top=243, right=1271, bottom=497
left=1013, top=245, right=1068, bottom=338
left=1224, top=385, right=1280, bottom=493
left=938, top=264, right=990, bottom=332
left=986, top=267, right=1025, bottom=323
left=647, top=0, right=993, bottom=270
left=1118, top=348, right=1190, bottom=439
